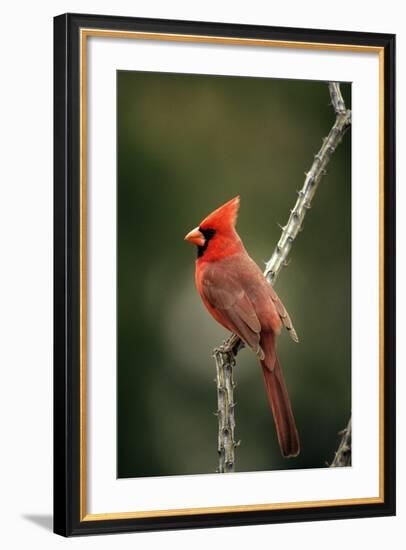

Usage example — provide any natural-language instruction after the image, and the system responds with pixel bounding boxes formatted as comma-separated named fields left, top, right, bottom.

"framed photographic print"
left=53, top=13, right=396, bottom=536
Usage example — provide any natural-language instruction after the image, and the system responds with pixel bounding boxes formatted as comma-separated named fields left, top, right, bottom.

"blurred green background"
left=117, top=71, right=351, bottom=478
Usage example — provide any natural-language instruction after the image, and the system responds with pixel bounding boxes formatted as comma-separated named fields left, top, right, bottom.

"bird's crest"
left=199, top=196, right=240, bottom=232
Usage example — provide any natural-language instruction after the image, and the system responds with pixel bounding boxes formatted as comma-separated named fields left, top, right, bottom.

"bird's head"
left=184, top=196, right=242, bottom=260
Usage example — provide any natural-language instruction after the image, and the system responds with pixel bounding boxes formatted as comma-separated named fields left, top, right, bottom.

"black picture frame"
left=54, top=12, right=396, bottom=537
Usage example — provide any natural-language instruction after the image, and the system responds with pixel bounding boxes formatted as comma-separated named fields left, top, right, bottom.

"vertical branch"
left=214, top=345, right=239, bottom=472
left=213, top=82, right=351, bottom=473
left=329, top=82, right=348, bottom=115
left=213, top=334, right=243, bottom=472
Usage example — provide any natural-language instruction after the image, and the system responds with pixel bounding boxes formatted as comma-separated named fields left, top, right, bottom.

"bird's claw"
left=214, top=335, right=239, bottom=356
left=214, top=334, right=240, bottom=359
left=214, top=343, right=234, bottom=355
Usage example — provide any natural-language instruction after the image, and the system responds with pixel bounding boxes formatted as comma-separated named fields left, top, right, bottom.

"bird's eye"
left=196, top=227, right=216, bottom=258
left=200, top=227, right=216, bottom=240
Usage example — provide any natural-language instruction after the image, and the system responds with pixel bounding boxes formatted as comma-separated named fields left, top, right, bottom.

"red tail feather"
left=261, top=348, right=300, bottom=458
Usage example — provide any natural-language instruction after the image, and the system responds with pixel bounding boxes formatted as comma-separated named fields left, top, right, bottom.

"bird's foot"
left=214, top=334, right=240, bottom=355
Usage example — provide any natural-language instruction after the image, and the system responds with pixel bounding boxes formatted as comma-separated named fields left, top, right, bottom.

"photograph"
left=53, top=14, right=395, bottom=535
left=0, top=0, right=401, bottom=547
left=116, top=71, right=352, bottom=478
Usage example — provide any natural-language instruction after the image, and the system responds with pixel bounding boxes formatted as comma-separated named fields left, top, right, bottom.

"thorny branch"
left=329, top=81, right=348, bottom=115
left=213, top=82, right=352, bottom=473
left=330, top=418, right=352, bottom=467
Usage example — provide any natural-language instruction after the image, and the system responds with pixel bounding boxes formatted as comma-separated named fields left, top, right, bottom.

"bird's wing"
left=230, top=255, right=297, bottom=341
left=267, top=284, right=299, bottom=343
left=201, top=269, right=264, bottom=359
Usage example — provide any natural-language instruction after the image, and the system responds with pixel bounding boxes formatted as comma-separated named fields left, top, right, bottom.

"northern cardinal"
left=184, top=196, right=300, bottom=458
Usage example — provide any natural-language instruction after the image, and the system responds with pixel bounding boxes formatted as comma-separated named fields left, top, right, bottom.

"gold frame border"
left=79, top=28, right=385, bottom=522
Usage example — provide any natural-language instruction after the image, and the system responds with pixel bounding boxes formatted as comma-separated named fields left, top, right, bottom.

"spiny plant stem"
left=213, top=82, right=351, bottom=473
left=330, top=418, right=352, bottom=467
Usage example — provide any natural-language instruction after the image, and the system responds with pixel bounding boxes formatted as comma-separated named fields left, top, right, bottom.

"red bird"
left=184, top=196, right=300, bottom=458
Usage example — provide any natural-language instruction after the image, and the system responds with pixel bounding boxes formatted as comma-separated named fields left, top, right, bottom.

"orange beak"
left=184, top=226, right=205, bottom=247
